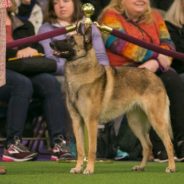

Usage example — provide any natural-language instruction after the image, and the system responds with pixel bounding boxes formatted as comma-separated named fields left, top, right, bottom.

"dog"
left=50, top=31, right=176, bottom=174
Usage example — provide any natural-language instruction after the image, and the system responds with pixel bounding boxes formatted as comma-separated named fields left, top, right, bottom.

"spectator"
left=165, top=0, right=184, bottom=75
left=38, top=0, right=109, bottom=78
left=99, top=0, right=184, bottom=162
left=1, top=0, right=72, bottom=162
left=0, top=0, right=12, bottom=175
left=155, top=0, right=184, bottom=162
left=150, top=0, right=184, bottom=163
left=16, top=0, right=43, bottom=33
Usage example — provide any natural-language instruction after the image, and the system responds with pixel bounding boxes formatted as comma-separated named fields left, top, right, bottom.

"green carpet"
left=0, top=161, right=183, bottom=184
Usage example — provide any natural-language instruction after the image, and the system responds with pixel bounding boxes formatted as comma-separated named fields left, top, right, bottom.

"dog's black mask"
left=50, top=36, right=76, bottom=60
left=50, top=25, right=92, bottom=61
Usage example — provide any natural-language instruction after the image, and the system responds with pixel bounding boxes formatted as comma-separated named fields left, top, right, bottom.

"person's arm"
left=91, top=24, right=109, bottom=65
left=13, top=20, right=44, bottom=53
left=38, top=23, right=66, bottom=75
left=100, top=10, right=158, bottom=63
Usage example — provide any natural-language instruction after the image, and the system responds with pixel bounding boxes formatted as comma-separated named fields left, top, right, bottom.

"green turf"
left=0, top=161, right=183, bottom=184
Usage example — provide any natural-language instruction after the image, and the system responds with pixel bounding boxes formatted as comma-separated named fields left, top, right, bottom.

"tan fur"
left=64, top=34, right=176, bottom=174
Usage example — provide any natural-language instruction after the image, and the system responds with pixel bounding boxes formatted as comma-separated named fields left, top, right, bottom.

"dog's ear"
left=76, top=22, right=83, bottom=35
left=75, top=22, right=93, bottom=50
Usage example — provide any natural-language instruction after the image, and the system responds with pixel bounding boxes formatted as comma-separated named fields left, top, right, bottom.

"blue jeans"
left=30, top=73, right=70, bottom=146
left=0, top=70, right=33, bottom=145
left=0, top=70, right=69, bottom=147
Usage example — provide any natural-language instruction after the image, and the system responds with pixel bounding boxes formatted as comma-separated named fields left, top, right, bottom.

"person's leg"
left=31, top=73, right=68, bottom=144
left=3, top=70, right=33, bottom=144
left=151, top=70, right=184, bottom=161
left=31, top=73, right=72, bottom=160
left=0, top=70, right=37, bottom=162
left=159, top=70, right=184, bottom=143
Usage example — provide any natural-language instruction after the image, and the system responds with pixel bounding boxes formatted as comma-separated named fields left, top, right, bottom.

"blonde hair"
left=99, top=0, right=152, bottom=23
left=7, top=0, right=18, bottom=13
left=165, top=0, right=184, bottom=28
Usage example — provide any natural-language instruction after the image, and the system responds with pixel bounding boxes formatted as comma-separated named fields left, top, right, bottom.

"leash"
left=7, top=24, right=76, bottom=49
left=7, top=23, right=184, bottom=60
left=97, top=23, right=184, bottom=60
left=6, top=1, right=184, bottom=61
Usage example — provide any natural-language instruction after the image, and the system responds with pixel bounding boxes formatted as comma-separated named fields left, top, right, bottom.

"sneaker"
left=154, top=151, right=168, bottom=163
left=51, top=139, right=73, bottom=161
left=114, top=149, right=129, bottom=161
left=154, top=150, right=178, bottom=163
left=176, top=141, right=184, bottom=162
left=2, top=139, right=37, bottom=162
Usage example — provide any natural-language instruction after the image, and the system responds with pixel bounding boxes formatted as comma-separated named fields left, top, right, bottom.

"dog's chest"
left=65, top=76, right=80, bottom=103
left=65, top=69, right=107, bottom=110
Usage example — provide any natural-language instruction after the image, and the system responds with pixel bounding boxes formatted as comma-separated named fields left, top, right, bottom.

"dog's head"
left=50, top=36, right=76, bottom=60
left=50, top=26, right=92, bottom=61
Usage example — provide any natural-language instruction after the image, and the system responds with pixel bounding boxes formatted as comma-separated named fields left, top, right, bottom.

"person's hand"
left=16, top=47, right=39, bottom=58
left=157, top=54, right=171, bottom=71
left=138, top=59, right=159, bottom=73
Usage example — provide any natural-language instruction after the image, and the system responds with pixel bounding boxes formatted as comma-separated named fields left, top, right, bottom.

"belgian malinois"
left=50, top=30, right=176, bottom=174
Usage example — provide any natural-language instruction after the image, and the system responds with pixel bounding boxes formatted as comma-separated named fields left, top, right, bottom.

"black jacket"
left=6, top=15, right=43, bottom=60
left=150, top=0, right=173, bottom=11
left=166, top=21, right=184, bottom=73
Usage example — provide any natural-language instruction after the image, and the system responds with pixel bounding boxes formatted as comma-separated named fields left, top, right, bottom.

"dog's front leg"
left=70, top=119, right=85, bottom=174
left=66, top=101, right=85, bottom=174
left=83, top=120, right=98, bottom=175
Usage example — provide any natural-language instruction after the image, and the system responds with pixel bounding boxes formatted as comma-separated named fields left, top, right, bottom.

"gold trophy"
left=66, top=3, right=112, bottom=33
left=66, top=3, right=95, bottom=32
left=82, top=3, right=95, bottom=26
left=82, top=3, right=112, bottom=33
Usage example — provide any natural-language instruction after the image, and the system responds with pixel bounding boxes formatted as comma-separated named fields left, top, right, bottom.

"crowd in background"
left=0, top=0, right=184, bottom=175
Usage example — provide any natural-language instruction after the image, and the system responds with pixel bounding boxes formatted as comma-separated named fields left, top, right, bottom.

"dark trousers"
left=150, top=69, right=184, bottom=153
left=30, top=73, right=70, bottom=146
left=0, top=70, right=33, bottom=145
left=0, top=70, right=69, bottom=147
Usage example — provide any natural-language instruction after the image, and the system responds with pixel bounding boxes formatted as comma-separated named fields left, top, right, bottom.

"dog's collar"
left=68, top=52, right=88, bottom=62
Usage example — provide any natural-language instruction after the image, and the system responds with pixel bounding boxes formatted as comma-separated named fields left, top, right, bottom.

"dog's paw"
left=132, top=165, right=145, bottom=172
left=165, top=167, right=176, bottom=173
left=70, top=167, right=83, bottom=174
left=83, top=167, right=94, bottom=175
